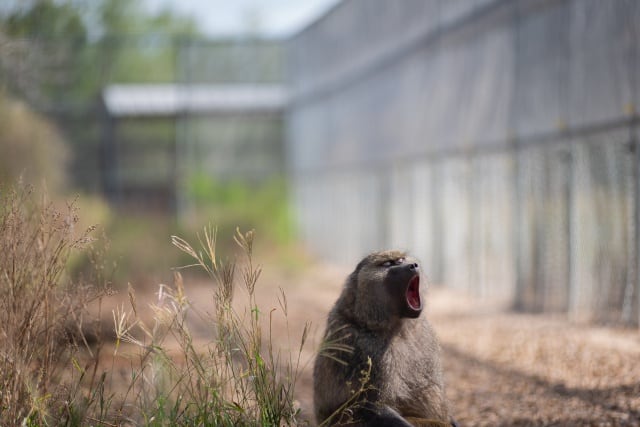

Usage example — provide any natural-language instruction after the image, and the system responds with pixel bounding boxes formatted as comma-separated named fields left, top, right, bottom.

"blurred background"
left=0, top=0, right=339, bottom=286
left=2, top=1, right=640, bottom=424
left=2, top=0, right=637, bottom=326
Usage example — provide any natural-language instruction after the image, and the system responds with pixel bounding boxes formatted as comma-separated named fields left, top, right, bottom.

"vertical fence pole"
left=637, top=129, right=640, bottom=327
left=634, top=126, right=640, bottom=326
left=100, top=110, right=116, bottom=204
left=561, top=145, right=573, bottom=314
left=430, top=162, right=443, bottom=284
left=510, top=139, right=522, bottom=310
left=623, top=125, right=639, bottom=325
left=378, top=166, right=391, bottom=250
left=174, top=37, right=187, bottom=222
left=510, top=1, right=521, bottom=309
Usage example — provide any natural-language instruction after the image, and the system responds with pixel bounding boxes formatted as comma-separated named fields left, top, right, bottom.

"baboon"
left=313, top=250, right=456, bottom=427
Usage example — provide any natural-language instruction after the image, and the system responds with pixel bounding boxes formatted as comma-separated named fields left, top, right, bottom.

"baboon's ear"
left=340, top=271, right=358, bottom=309
left=346, top=268, right=359, bottom=286
left=353, top=255, right=372, bottom=273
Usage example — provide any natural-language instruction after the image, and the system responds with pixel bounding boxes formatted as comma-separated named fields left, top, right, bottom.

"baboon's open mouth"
left=406, top=275, right=421, bottom=311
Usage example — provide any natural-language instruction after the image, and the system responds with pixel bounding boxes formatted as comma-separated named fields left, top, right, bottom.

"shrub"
left=186, top=173, right=295, bottom=246
left=0, top=95, right=69, bottom=193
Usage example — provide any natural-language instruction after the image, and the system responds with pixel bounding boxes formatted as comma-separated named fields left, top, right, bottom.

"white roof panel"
left=103, top=84, right=288, bottom=117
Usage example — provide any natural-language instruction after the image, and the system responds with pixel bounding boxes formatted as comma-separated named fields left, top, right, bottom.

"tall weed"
left=0, top=184, right=98, bottom=425
left=106, top=226, right=309, bottom=425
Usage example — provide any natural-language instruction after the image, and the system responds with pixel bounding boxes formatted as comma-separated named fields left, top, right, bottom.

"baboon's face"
left=356, top=251, right=423, bottom=319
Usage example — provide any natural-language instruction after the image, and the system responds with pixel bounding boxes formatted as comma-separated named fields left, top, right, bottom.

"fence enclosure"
left=0, top=35, right=287, bottom=214
left=286, top=0, right=640, bottom=325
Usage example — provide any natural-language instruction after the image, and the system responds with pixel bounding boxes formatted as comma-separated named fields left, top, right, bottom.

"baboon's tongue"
left=406, top=275, right=421, bottom=310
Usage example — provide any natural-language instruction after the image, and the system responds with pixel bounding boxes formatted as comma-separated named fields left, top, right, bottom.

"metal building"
left=101, top=83, right=287, bottom=214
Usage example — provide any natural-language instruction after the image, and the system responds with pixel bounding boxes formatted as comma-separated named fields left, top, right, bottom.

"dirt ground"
left=99, top=261, right=640, bottom=426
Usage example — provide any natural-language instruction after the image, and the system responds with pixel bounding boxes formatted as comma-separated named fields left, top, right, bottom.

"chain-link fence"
left=286, top=0, right=640, bottom=326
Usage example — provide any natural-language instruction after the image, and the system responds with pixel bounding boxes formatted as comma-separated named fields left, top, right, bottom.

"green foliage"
left=0, top=0, right=203, bottom=192
left=66, top=174, right=297, bottom=290
left=97, top=0, right=198, bottom=84
left=99, top=0, right=196, bottom=37
left=187, top=173, right=296, bottom=246
left=0, top=0, right=200, bottom=102
left=3, top=1, right=87, bottom=41
left=96, top=0, right=198, bottom=84
left=1, top=1, right=89, bottom=103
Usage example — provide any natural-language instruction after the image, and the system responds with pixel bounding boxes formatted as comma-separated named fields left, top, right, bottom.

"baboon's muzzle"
left=389, top=262, right=422, bottom=318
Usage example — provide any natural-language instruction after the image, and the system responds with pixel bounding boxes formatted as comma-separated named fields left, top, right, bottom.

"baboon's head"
left=342, top=250, right=424, bottom=329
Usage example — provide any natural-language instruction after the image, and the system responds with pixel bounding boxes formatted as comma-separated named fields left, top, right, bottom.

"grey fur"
left=313, top=250, right=451, bottom=426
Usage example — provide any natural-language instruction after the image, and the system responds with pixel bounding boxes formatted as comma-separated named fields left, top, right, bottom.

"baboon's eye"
left=381, top=258, right=404, bottom=267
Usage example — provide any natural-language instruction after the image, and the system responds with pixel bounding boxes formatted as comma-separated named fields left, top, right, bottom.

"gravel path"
left=429, top=292, right=640, bottom=427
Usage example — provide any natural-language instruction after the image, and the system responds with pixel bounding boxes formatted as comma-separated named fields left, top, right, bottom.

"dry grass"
left=5, top=182, right=636, bottom=426
left=0, top=184, right=309, bottom=426
left=103, top=226, right=310, bottom=425
left=0, top=183, right=99, bottom=425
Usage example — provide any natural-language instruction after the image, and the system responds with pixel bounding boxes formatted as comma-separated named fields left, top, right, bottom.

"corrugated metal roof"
left=102, top=84, right=288, bottom=117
